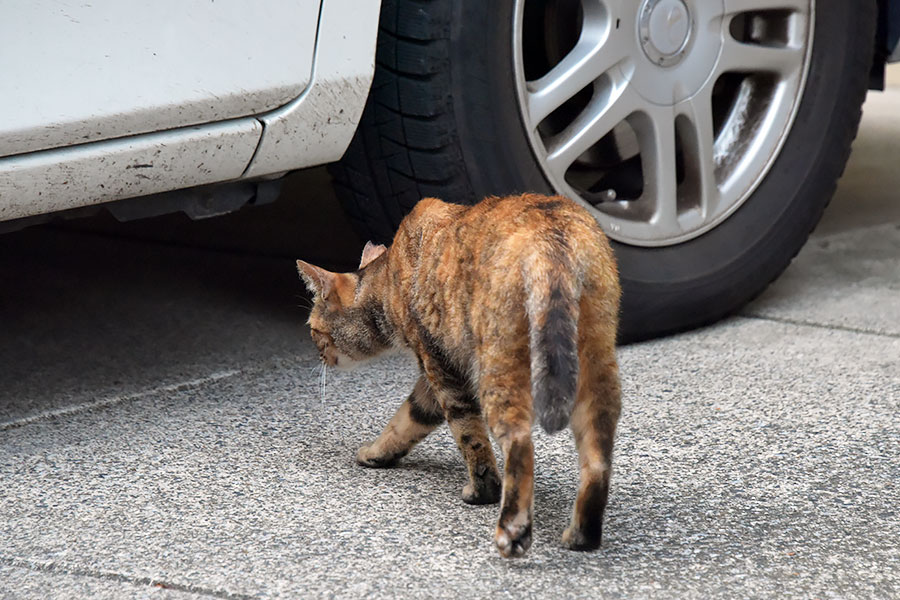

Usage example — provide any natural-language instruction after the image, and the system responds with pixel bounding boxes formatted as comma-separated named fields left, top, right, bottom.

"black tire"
left=331, top=0, right=876, bottom=342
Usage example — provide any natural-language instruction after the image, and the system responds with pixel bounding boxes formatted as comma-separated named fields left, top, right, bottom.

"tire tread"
left=330, top=0, right=473, bottom=244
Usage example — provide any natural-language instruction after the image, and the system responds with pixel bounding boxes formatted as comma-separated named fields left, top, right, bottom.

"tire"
left=332, top=0, right=876, bottom=342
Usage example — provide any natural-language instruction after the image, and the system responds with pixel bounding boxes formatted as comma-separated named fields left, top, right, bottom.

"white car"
left=1, top=0, right=897, bottom=340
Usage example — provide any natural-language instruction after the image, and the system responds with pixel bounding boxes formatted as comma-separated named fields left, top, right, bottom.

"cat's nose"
left=319, top=345, right=337, bottom=366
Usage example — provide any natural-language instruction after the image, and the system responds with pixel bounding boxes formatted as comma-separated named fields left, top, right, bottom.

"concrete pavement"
left=1, top=91, right=899, bottom=599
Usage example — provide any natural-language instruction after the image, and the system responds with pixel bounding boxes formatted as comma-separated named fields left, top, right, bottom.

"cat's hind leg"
left=562, top=311, right=621, bottom=551
left=357, top=375, right=444, bottom=467
left=480, top=360, right=535, bottom=558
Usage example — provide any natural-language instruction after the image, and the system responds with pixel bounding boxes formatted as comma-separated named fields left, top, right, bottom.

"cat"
left=296, top=194, right=621, bottom=557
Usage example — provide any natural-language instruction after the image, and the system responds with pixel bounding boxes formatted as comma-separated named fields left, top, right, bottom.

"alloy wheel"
left=512, top=0, right=814, bottom=246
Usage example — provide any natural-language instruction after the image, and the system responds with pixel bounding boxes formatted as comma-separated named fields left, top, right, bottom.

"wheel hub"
left=630, top=0, right=723, bottom=106
left=639, top=0, right=692, bottom=67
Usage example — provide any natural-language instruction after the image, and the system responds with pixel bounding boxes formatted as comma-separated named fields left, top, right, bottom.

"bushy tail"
left=525, top=258, right=580, bottom=434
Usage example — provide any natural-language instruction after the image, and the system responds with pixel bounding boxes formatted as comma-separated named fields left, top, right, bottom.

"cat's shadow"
left=340, top=441, right=669, bottom=565
left=369, top=450, right=578, bottom=526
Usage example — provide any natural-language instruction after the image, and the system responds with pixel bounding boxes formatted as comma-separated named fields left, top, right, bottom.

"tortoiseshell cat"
left=296, top=194, right=621, bottom=557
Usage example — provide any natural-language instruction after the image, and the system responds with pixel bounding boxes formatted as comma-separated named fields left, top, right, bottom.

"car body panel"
left=0, top=0, right=320, bottom=157
left=242, top=0, right=381, bottom=177
left=0, top=0, right=380, bottom=224
left=0, top=119, right=262, bottom=222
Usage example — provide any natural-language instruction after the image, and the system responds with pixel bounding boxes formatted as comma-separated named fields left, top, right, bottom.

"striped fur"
left=525, top=261, right=581, bottom=433
left=296, top=194, right=621, bottom=557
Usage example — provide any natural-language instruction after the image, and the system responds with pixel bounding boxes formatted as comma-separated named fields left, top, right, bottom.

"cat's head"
left=296, top=242, right=390, bottom=369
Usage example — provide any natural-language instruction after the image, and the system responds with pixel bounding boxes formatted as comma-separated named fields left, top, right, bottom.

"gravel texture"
left=1, top=316, right=897, bottom=599
left=1, top=77, right=899, bottom=600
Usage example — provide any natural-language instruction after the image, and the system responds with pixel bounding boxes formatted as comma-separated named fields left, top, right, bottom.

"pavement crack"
left=739, top=313, right=900, bottom=339
left=0, top=554, right=255, bottom=599
left=0, top=370, right=241, bottom=432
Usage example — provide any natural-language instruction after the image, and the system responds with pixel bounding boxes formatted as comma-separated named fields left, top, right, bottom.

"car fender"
left=242, top=0, right=382, bottom=178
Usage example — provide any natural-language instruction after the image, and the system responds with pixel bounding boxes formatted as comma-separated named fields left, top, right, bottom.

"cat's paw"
left=561, top=525, right=602, bottom=551
left=355, top=444, right=400, bottom=468
left=494, top=521, right=532, bottom=558
left=461, top=468, right=501, bottom=505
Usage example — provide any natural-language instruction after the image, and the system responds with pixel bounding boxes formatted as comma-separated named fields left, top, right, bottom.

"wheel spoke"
left=724, top=0, right=809, bottom=16
left=634, top=107, right=679, bottom=233
left=717, top=37, right=804, bottom=76
left=544, top=79, right=636, bottom=181
left=513, top=0, right=813, bottom=246
left=526, top=29, right=629, bottom=126
left=677, top=89, right=720, bottom=219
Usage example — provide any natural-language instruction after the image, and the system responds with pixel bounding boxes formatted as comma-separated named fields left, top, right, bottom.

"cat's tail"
left=524, top=253, right=580, bottom=434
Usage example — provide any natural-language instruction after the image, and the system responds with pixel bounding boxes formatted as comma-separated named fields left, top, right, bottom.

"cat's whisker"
left=295, top=294, right=315, bottom=311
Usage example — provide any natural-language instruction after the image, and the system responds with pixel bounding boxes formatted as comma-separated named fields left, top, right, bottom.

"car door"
left=0, top=0, right=321, bottom=157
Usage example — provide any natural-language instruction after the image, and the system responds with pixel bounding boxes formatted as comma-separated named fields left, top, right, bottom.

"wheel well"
left=872, top=0, right=900, bottom=88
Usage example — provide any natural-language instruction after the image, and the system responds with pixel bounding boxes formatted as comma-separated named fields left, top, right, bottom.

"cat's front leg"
left=443, top=393, right=501, bottom=505
left=357, top=376, right=443, bottom=467
left=420, top=356, right=501, bottom=506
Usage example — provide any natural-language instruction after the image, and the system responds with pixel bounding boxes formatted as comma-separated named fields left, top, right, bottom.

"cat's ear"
left=359, top=241, right=387, bottom=269
left=296, top=260, right=335, bottom=298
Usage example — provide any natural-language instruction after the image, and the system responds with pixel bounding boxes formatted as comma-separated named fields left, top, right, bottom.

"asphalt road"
left=1, top=93, right=899, bottom=598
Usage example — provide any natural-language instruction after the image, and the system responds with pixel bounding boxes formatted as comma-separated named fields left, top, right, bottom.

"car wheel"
left=332, top=0, right=876, bottom=341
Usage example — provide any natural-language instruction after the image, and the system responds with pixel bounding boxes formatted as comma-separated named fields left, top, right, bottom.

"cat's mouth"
left=310, top=329, right=339, bottom=367
left=315, top=343, right=339, bottom=367
left=320, top=350, right=338, bottom=367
